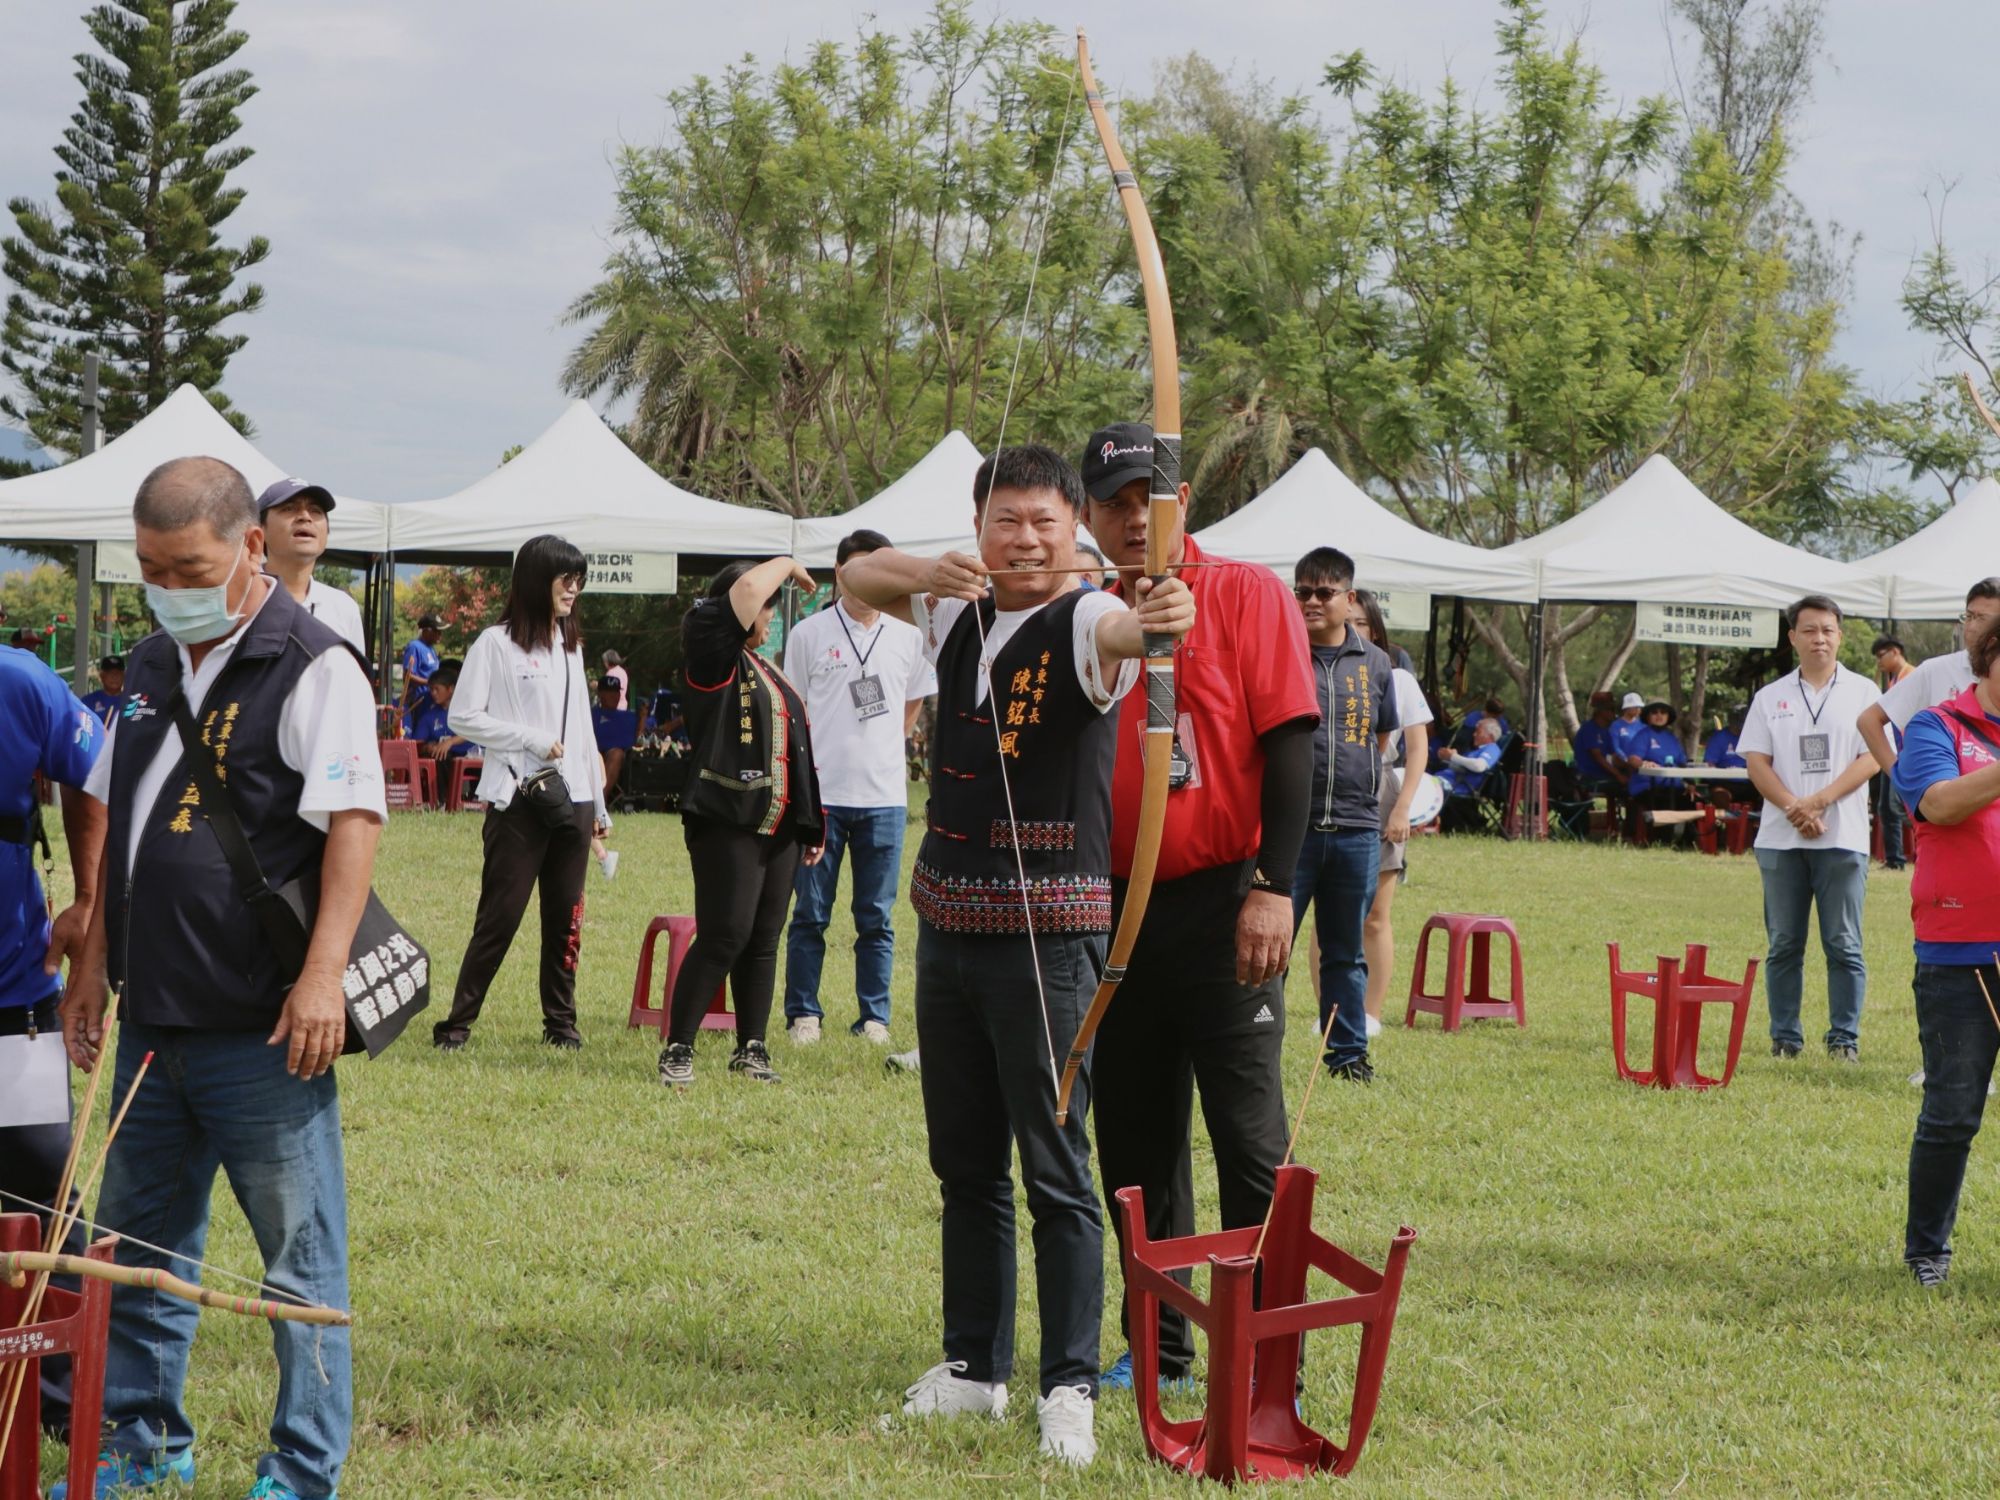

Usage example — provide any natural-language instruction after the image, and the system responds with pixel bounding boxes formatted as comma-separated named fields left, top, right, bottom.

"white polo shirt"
left=1738, top=664, right=1880, bottom=854
left=303, top=579, right=367, bottom=654
left=783, top=598, right=936, bottom=809
left=1879, top=649, right=1973, bottom=731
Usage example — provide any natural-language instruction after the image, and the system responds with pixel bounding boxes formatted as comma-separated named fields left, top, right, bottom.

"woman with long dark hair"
left=433, top=534, right=608, bottom=1051
left=659, top=556, right=824, bottom=1088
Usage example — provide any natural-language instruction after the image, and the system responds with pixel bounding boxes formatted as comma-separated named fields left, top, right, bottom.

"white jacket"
left=450, top=624, right=608, bottom=823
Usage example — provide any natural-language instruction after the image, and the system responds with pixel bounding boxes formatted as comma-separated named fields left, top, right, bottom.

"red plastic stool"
left=1405, top=913, right=1525, bottom=1031
left=1116, top=1165, right=1416, bottom=1482
left=445, top=756, right=486, bottom=812
left=1607, top=943, right=1759, bottom=1090
left=0, top=1213, right=117, bottom=1500
left=628, top=915, right=731, bottom=1037
left=378, top=740, right=436, bottom=809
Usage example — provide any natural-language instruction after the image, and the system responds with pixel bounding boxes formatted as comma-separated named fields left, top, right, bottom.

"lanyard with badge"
left=836, top=607, right=890, bottom=722
left=1796, top=670, right=1835, bottom=775
left=0, top=802, right=69, bottom=1127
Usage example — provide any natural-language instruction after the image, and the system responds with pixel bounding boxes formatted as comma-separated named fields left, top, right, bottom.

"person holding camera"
left=434, top=535, right=608, bottom=1052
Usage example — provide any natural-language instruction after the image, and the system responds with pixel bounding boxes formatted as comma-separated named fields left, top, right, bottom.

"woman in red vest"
left=1893, top=616, right=2000, bottom=1288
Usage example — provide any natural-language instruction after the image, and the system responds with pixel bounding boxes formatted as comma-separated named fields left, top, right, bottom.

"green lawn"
left=34, top=812, right=2000, bottom=1497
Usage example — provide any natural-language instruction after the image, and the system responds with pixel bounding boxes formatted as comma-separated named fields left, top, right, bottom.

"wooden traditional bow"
left=0, top=1251, right=351, bottom=1328
left=1054, top=29, right=1183, bottom=1125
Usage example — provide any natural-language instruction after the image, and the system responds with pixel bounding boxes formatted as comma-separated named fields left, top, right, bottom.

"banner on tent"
left=1634, top=601, right=1778, bottom=648
left=1373, top=590, right=1432, bottom=633
left=95, top=542, right=142, bottom=586
left=585, top=551, right=677, bottom=594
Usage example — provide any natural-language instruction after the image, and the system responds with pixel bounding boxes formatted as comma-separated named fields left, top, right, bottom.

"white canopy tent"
left=384, top=400, right=793, bottom=560
left=1857, top=476, right=2000, bottom=620
left=1497, top=453, right=1890, bottom=616
left=1191, top=447, right=1541, bottom=611
left=792, top=431, right=984, bottom=566
left=0, top=383, right=392, bottom=552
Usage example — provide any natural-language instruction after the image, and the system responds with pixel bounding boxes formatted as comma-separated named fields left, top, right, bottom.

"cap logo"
left=1099, top=441, right=1150, bottom=461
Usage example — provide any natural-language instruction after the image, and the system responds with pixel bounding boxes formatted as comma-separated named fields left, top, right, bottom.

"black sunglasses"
left=1294, top=585, right=1347, bottom=603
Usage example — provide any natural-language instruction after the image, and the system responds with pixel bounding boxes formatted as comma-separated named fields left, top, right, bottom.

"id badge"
left=849, top=673, right=889, bottom=721
left=1798, top=732, right=1831, bottom=776
left=0, top=1032, right=69, bottom=1128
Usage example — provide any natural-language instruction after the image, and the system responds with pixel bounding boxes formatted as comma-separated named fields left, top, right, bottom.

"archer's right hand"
left=926, top=551, right=990, bottom=603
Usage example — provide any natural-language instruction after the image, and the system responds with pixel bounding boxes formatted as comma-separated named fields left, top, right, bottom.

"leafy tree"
left=563, top=1, right=1141, bottom=516
left=3, top=0, right=268, bottom=453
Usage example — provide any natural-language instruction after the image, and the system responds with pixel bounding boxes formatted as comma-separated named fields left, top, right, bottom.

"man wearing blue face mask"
left=55, top=456, right=386, bottom=1500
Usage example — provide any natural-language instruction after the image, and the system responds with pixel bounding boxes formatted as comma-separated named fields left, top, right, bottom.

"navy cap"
left=1080, top=422, right=1154, bottom=501
left=99, top=654, right=124, bottom=671
left=256, top=477, right=336, bottom=514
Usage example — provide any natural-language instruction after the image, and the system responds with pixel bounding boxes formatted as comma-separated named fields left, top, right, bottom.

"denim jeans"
left=1873, top=773, right=1907, bottom=867
left=1906, top=962, right=2000, bottom=1263
left=1755, top=846, right=1868, bottom=1049
left=1291, top=828, right=1381, bottom=1067
left=915, top=922, right=1105, bottom=1396
left=96, top=1023, right=351, bottom=1499
left=785, top=805, right=906, bottom=1030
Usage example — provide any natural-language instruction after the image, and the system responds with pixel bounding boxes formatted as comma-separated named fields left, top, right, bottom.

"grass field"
left=31, top=810, right=2000, bottom=1498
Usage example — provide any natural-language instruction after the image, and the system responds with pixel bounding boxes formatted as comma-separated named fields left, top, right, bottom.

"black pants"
left=1095, top=861, right=1290, bottom=1376
left=667, top=815, right=799, bottom=1046
left=0, top=997, right=84, bottom=1435
left=437, top=800, right=592, bottom=1042
left=916, top=921, right=1105, bottom=1396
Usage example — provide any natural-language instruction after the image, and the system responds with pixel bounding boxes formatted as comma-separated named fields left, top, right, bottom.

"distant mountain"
left=0, top=427, right=50, bottom=471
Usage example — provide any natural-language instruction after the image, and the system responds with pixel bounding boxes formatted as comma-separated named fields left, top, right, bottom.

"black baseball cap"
left=597, top=675, right=622, bottom=693
left=256, top=477, right=336, bottom=514
left=418, top=613, right=444, bottom=629
left=99, top=654, right=124, bottom=671
left=1080, top=422, right=1154, bottom=501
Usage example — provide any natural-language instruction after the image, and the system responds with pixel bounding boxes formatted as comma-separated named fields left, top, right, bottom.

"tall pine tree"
left=2, top=0, right=268, bottom=452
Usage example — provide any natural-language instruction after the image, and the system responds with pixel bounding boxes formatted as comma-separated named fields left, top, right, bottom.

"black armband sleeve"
left=1251, top=717, right=1315, bottom=895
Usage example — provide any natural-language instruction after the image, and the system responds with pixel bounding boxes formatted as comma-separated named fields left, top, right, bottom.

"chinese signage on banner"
left=585, top=551, right=678, bottom=595
left=94, top=540, right=143, bottom=585
left=1373, top=590, right=1433, bottom=633
left=1634, top=601, right=1779, bottom=648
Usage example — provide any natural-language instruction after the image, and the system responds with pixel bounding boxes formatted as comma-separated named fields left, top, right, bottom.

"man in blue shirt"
left=408, top=659, right=472, bottom=759
left=1572, top=691, right=1623, bottom=789
left=0, top=644, right=105, bottom=1440
left=1607, top=691, right=1647, bottom=771
left=1704, top=706, right=1749, bottom=769
left=591, top=676, right=639, bottom=799
left=400, top=612, right=443, bottom=710
left=1437, top=716, right=1504, bottom=798
left=79, top=654, right=126, bottom=726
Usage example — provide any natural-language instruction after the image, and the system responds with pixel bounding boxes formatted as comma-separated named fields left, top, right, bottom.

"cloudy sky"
left=2, top=1, right=1995, bottom=505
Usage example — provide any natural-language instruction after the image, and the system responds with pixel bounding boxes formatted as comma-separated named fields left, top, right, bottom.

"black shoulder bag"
left=170, top=690, right=429, bottom=1057
left=512, top=646, right=576, bottom=831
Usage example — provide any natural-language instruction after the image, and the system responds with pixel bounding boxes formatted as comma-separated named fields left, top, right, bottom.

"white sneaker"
left=1036, top=1384, right=1096, bottom=1466
left=885, top=1049, right=921, bottom=1075
left=790, top=1017, right=821, bottom=1045
left=860, top=1019, right=891, bottom=1045
left=1365, top=1013, right=1383, bottom=1039
left=898, top=1359, right=1007, bottom=1419
left=597, top=850, right=619, bottom=881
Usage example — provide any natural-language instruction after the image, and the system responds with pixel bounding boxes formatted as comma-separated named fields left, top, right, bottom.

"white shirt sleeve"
left=281, top=649, right=388, bottom=827
left=1881, top=651, right=1970, bottom=730
left=306, top=581, right=368, bottom=653
left=1736, top=688, right=1776, bottom=759
left=448, top=630, right=549, bottom=757
left=906, top=649, right=938, bottom=702
left=83, top=718, right=116, bottom=804
left=1072, top=590, right=1142, bottom=711
left=917, top=596, right=960, bottom=668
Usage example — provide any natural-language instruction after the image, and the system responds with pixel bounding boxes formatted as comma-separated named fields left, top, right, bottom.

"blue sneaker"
left=247, top=1478, right=322, bottom=1499
left=50, top=1448, right=195, bottom=1499
left=1100, top=1349, right=1198, bottom=1395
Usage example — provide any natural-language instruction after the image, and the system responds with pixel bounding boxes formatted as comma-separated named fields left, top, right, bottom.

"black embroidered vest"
left=106, top=587, right=352, bottom=1029
left=913, top=591, right=1117, bottom=935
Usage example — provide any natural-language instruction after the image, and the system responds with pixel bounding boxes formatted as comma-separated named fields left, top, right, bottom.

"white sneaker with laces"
left=598, top=850, right=619, bottom=881
left=1037, top=1384, right=1096, bottom=1466
left=790, top=1017, right=821, bottom=1045
left=898, top=1359, right=1007, bottom=1420
left=860, top=1019, right=891, bottom=1045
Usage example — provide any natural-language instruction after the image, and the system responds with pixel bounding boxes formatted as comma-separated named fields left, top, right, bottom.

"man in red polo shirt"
left=1079, top=422, right=1320, bottom=1390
